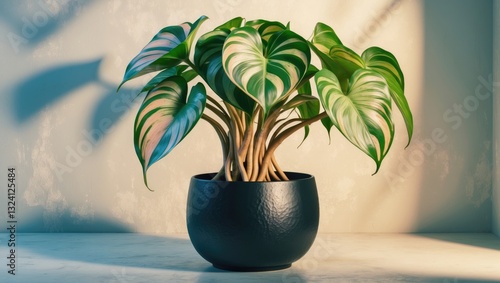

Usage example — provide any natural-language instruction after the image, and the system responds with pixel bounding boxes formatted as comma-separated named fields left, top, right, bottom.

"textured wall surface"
left=494, top=0, right=500, bottom=237
left=0, top=0, right=494, bottom=233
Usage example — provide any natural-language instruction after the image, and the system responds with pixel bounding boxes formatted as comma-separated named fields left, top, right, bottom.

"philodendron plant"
left=118, top=16, right=413, bottom=188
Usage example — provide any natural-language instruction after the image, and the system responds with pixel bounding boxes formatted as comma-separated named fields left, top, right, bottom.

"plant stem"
left=225, top=103, right=245, bottom=139
left=256, top=112, right=328, bottom=181
left=202, top=114, right=229, bottom=166
left=224, top=134, right=234, bottom=182
left=206, top=103, right=230, bottom=129
left=250, top=109, right=281, bottom=181
left=212, top=166, right=225, bottom=180
left=269, top=118, right=303, bottom=142
left=230, top=117, right=249, bottom=181
left=246, top=127, right=255, bottom=178
left=272, top=155, right=288, bottom=180
left=206, top=95, right=228, bottom=117
left=268, top=162, right=280, bottom=181
left=184, top=58, right=201, bottom=76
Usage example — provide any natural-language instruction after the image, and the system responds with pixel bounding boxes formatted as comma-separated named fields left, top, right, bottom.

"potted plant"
left=118, top=15, right=413, bottom=271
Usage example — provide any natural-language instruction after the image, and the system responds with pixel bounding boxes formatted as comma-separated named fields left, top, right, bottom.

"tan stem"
left=246, top=129, right=255, bottom=178
left=234, top=129, right=249, bottom=181
left=207, top=95, right=228, bottom=117
left=224, top=133, right=234, bottom=182
left=265, top=171, right=271, bottom=181
left=212, top=166, right=225, bottom=180
left=257, top=112, right=328, bottom=181
left=250, top=109, right=280, bottom=181
left=270, top=118, right=303, bottom=142
left=225, top=103, right=245, bottom=139
left=272, top=155, right=288, bottom=180
left=202, top=114, right=229, bottom=156
left=238, top=110, right=257, bottom=162
left=268, top=163, right=280, bottom=181
left=206, top=103, right=230, bottom=128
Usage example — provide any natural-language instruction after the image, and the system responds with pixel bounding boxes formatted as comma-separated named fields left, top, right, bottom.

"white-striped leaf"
left=309, top=22, right=342, bottom=53
left=119, top=16, right=208, bottom=89
left=309, top=22, right=364, bottom=91
left=222, top=27, right=310, bottom=117
left=245, top=19, right=287, bottom=42
left=139, top=65, right=190, bottom=94
left=315, top=68, right=394, bottom=172
left=215, top=16, right=244, bottom=31
left=363, top=47, right=413, bottom=145
left=297, top=64, right=319, bottom=90
left=194, top=29, right=255, bottom=114
left=311, top=43, right=364, bottom=91
left=134, top=76, right=206, bottom=187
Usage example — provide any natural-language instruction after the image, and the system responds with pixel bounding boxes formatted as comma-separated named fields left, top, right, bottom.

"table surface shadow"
left=0, top=233, right=499, bottom=282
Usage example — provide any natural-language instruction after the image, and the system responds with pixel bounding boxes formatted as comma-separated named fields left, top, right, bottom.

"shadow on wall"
left=19, top=210, right=133, bottom=233
left=0, top=0, right=95, bottom=52
left=4, top=0, right=138, bottom=145
left=414, top=0, right=493, bottom=233
left=11, top=57, right=139, bottom=145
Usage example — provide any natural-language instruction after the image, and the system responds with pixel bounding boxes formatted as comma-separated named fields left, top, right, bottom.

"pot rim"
left=191, top=172, right=314, bottom=184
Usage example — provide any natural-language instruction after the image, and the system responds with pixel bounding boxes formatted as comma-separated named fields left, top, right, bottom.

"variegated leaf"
left=222, top=27, right=310, bottom=117
left=245, top=19, right=287, bottom=42
left=119, top=16, right=208, bottom=89
left=134, top=76, right=206, bottom=187
left=309, top=22, right=343, bottom=53
left=329, top=45, right=365, bottom=78
left=321, top=116, right=334, bottom=142
left=194, top=29, right=255, bottom=114
left=315, top=68, right=394, bottom=172
left=297, top=64, right=319, bottom=90
left=363, top=46, right=413, bottom=145
left=215, top=16, right=244, bottom=31
left=311, top=43, right=365, bottom=92
left=309, top=22, right=364, bottom=91
left=140, top=65, right=189, bottom=94
left=294, top=87, right=320, bottom=145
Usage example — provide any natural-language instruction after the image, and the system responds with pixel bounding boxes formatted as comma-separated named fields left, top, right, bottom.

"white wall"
left=493, top=0, right=500, bottom=237
left=0, top=0, right=494, bottom=233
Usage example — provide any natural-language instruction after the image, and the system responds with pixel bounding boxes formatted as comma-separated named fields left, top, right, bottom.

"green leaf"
left=315, top=68, right=394, bottom=173
left=222, top=27, right=311, bottom=117
left=282, top=93, right=319, bottom=111
left=363, top=46, right=413, bottom=145
left=140, top=65, right=189, bottom=94
left=296, top=81, right=320, bottom=145
left=310, top=22, right=343, bottom=53
left=299, top=100, right=320, bottom=145
left=118, top=15, right=208, bottom=89
left=194, top=29, right=255, bottom=114
left=309, top=22, right=364, bottom=91
left=329, top=45, right=365, bottom=78
left=321, top=116, right=334, bottom=143
left=310, top=43, right=365, bottom=92
left=180, top=69, right=198, bottom=83
left=245, top=19, right=287, bottom=42
left=215, top=16, right=244, bottom=31
left=297, top=64, right=319, bottom=90
left=278, top=80, right=320, bottom=146
left=134, top=76, right=206, bottom=188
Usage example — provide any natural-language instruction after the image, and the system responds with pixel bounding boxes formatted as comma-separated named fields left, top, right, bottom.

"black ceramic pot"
left=186, top=172, right=319, bottom=271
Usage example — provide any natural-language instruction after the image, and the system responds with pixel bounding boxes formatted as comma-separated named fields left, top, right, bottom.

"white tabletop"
left=1, top=233, right=500, bottom=282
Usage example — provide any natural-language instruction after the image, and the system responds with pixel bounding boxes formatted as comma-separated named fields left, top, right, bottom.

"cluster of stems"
left=201, top=95, right=327, bottom=182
